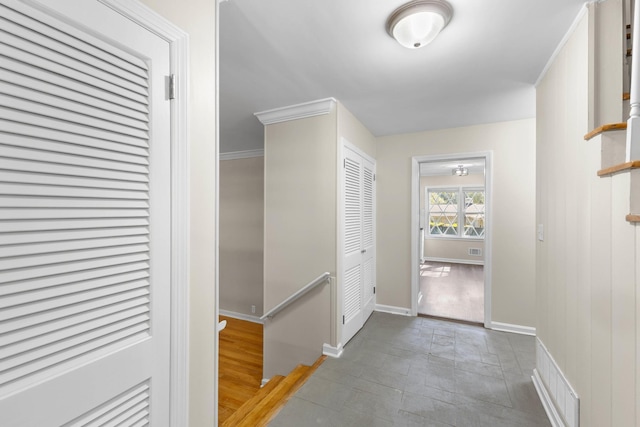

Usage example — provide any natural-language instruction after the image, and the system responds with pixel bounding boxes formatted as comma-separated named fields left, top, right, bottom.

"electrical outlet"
left=251, top=305, right=256, bottom=314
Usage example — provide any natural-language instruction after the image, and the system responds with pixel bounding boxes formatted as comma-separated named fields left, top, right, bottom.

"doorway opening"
left=411, top=153, right=491, bottom=326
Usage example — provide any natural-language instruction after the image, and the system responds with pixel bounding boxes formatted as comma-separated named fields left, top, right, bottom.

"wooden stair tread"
left=598, top=160, right=640, bottom=176
left=230, top=355, right=327, bottom=427
left=584, top=123, right=627, bottom=141
left=221, top=375, right=286, bottom=427
left=626, top=214, right=640, bottom=222
left=624, top=92, right=630, bottom=100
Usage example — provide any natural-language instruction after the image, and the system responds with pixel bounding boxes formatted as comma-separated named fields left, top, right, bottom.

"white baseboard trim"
left=423, top=257, right=484, bottom=266
left=535, top=338, right=580, bottom=427
left=261, top=378, right=270, bottom=387
left=489, top=321, right=536, bottom=336
left=532, top=369, right=564, bottom=427
left=323, top=343, right=343, bottom=358
left=219, top=309, right=264, bottom=324
left=375, top=304, right=412, bottom=316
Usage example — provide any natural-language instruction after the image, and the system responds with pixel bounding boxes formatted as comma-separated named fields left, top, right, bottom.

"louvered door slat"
left=0, top=300, right=149, bottom=347
left=0, top=183, right=147, bottom=199
left=344, top=157, right=361, bottom=255
left=0, top=226, right=148, bottom=245
left=0, top=17, right=148, bottom=92
left=0, top=244, right=149, bottom=271
left=2, top=312, right=150, bottom=360
left=0, top=88, right=149, bottom=136
left=0, top=9, right=148, bottom=85
left=102, top=401, right=148, bottom=427
left=1, top=289, right=150, bottom=334
left=0, top=251, right=149, bottom=283
left=344, top=265, right=361, bottom=322
left=0, top=197, right=149, bottom=209
left=63, top=383, right=150, bottom=427
left=363, top=168, right=373, bottom=248
left=0, top=57, right=149, bottom=115
left=0, top=158, right=149, bottom=183
left=1, top=314, right=150, bottom=371
left=0, top=235, right=149, bottom=258
left=0, top=171, right=149, bottom=191
left=0, top=207, right=148, bottom=220
left=0, top=42, right=148, bottom=105
left=1, top=107, right=149, bottom=148
left=0, top=138, right=150, bottom=170
left=0, top=218, right=149, bottom=233
left=1, top=262, right=149, bottom=296
left=1, top=1, right=148, bottom=75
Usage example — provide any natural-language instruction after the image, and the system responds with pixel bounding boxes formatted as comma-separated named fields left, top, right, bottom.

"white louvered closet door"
left=0, top=1, right=171, bottom=426
left=342, top=144, right=376, bottom=346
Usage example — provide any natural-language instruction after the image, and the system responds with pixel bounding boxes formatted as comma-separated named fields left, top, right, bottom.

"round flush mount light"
left=386, top=0, right=453, bottom=49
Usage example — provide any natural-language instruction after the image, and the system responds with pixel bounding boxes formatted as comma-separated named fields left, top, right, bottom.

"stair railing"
left=627, top=0, right=640, bottom=159
left=260, top=272, right=331, bottom=320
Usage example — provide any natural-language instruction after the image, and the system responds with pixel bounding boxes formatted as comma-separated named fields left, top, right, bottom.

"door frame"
left=95, top=1, right=191, bottom=424
left=410, top=152, right=493, bottom=327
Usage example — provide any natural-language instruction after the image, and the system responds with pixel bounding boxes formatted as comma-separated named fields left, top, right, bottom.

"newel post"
left=627, top=0, right=640, bottom=160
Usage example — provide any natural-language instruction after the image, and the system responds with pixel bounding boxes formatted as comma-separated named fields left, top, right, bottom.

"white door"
left=342, top=144, right=376, bottom=345
left=0, top=1, right=172, bottom=425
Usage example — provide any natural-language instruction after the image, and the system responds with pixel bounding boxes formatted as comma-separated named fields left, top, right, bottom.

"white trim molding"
left=254, top=97, right=337, bottom=125
left=219, top=309, right=265, bottom=324
left=411, top=152, right=493, bottom=328
left=98, top=2, right=191, bottom=426
left=375, top=304, right=412, bottom=316
left=533, top=338, right=580, bottom=427
left=220, top=149, right=264, bottom=161
left=323, top=343, right=344, bottom=358
left=489, top=321, right=536, bottom=336
left=535, top=3, right=589, bottom=87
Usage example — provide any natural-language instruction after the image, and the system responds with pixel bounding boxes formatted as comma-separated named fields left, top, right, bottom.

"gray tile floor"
left=269, top=312, right=550, bottom=427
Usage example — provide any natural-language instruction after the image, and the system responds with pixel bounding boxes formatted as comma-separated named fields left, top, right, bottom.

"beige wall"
left=376, top=118, right=536, bottom=327
left=138, top=1, right=217, bottom=425
left=337, top=101, right=377, bottom=158
left=263, top=111, right=337, bottom=378
left=220, top=157, right=264, bottom=316
left=420, top=174, right=485, bottom=262
left=537, top=9, right=638, bottom=426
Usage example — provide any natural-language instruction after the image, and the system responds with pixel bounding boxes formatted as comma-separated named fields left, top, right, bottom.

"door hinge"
left=373, top=286, right=376, bottom=294
left=342, top=315, right=345, bottom=324
left=343, top=159, right=346, bottom=168
left=168, top=74, right=176, bottom=100
left=374, top=173, right=376, bottom=181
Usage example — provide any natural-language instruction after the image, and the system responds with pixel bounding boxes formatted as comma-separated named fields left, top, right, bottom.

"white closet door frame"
left=43, top=1, right=191, bottom=424
left=336, top=137, right=376, bottom=349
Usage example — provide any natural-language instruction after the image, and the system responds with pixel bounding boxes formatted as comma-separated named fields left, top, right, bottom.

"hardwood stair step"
left=584, top=122, right=627, bottom=141
left=624, top=92, right=630, bottom=101
left=229, top=355, right=327, bottom=427
left=221, top=375, right=286, bottom=427
left=597, top=160, right=640, bottom=176
left=626, top=214, right=640, bottom=222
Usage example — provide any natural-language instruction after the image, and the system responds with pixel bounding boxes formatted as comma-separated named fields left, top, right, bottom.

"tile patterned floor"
left=269, top=312, right=549, bottom=427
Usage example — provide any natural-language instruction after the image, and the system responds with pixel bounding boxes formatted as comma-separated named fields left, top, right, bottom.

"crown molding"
left=219, top=149, right=264, bottom=161
left=254, top=97, right=337, bottom=125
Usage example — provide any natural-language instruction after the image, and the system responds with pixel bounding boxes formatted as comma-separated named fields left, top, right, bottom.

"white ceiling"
left=219, top=0, right=586, bottom=153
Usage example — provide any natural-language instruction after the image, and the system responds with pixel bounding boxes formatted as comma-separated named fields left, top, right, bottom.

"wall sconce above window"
left=386, top=0, right=453, bottom=49
left=452, top=165, right=468, bottom=176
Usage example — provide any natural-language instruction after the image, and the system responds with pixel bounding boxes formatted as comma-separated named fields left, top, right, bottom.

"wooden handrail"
left=260, top=272, right=330, bottom=320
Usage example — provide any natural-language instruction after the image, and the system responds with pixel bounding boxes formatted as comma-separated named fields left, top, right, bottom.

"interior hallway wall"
left=139, top=1, right=217, bottom=424
left=220, top=157, right=264, bottom=316
left=376, top=118, right=536, bottom=328
left=536, top=7, right=638, bottom=426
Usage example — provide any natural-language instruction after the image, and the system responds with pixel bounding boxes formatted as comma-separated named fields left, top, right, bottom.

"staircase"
left=221, top=356, right=326, bottom=427
left=584, top=0, right=640, bottom=224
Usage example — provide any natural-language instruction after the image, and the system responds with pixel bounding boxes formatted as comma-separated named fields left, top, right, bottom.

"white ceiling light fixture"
left=453, top=165, right=468, bottom=176
left=386, top=0, right=453, bottom=49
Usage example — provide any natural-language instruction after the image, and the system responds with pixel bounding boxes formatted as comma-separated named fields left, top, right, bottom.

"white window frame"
left=426, top=185, right=485, bottom=240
